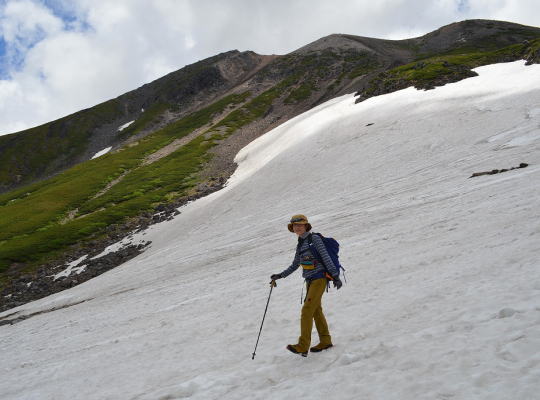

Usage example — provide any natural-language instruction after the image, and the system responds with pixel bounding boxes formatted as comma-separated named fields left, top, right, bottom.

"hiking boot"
left=286, top=344, right=308, bottom=357
left=310, top=343, right=333, bottom=352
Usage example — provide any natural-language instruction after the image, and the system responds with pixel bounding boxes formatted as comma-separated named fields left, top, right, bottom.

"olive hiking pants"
left=297, top=278, right=332, bottom=352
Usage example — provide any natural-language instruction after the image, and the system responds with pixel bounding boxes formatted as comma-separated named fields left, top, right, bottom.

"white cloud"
left=1, top=0, right=63, bottom=43
left=465, top=0, right=540, bottom=26
left=184, top=34, right=196, bottom=50
left=0, top=0, right=198, bottom=135
left=0, top=0, right=538, bottom=136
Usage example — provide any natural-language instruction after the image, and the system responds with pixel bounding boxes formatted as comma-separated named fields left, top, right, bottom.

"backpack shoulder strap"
left=308, top=232, right=321, bottom=243
left=308, top=233, right=323, bottom=262
left=297, top=233, right=312, bottom=255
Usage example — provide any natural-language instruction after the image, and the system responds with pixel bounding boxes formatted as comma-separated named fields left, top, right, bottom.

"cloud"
left=0, top=0, right=197, bottom=135
left=1, top=0, right=63, bottom=44
left=0, top=0, right=63, bottom=70
left=0, top=0, right=539, bottom=136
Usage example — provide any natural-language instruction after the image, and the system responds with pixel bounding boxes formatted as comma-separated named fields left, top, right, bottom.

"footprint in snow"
left=496, top=308, right=519, bottom=319
left=339, top=353, right=362, bottom=365
left=158, top=381, right=199, bottom=399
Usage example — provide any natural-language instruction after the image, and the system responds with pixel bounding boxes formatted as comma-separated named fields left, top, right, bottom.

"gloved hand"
left=270, top=273, right=282, bottom=281
left=333, top=277, right=343, bottom=290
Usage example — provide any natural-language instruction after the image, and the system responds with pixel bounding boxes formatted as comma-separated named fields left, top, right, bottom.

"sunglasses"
left=290, top=217, right=306, bottom=223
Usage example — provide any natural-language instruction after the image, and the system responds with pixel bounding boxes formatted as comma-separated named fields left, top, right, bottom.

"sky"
left=0, top=0, right=539, bottom=136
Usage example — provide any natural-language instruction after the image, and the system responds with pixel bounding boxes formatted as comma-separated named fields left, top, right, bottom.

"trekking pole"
left=252, top=280, right=277, bottom=360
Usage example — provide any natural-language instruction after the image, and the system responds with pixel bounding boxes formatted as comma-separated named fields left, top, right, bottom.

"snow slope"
left=1, top=61, right=539, bottom=400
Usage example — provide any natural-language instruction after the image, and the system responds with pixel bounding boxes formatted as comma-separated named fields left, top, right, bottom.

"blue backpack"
left=307, top=233, right=346, bottom=280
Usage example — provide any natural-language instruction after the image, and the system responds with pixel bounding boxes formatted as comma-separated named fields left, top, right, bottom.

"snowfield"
left=118, top=120, right=135, bottom=131
left=1, top=61, right=539, bottom=400
left=91, top=146, right=112, bottom=159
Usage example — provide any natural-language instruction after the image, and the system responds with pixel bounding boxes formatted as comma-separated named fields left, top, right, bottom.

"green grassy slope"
left=0, top=52, right=233, bottom=194
left=0, top=92, right=249, bottom=273
left=0, top=100, right=122, bottom=192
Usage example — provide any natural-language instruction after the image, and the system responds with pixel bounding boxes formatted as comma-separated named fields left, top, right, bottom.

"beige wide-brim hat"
left=287, top=214, right=312, bottom=232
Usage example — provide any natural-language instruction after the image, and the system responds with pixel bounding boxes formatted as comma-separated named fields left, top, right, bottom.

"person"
left=271, top=214, right=342, bottom=357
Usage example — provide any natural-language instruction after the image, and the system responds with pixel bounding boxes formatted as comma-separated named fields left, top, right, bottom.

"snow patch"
left=487, top=105, right=540, bottom=148
left=502, top=131, right=540, bottom=147
left=53, top=255, right=88, bottom=280
left=118, top=120, right=135, bottom=131
left=91, top=147, right=112, bottom=159
left=90, top=235, right=148, bottom=260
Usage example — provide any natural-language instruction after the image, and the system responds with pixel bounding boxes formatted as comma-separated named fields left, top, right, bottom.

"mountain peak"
left=411, top=19, right=540, bottom=53
left=291, top=33, right=377, bottom=54
left=291, top=19, right=540, bottom=57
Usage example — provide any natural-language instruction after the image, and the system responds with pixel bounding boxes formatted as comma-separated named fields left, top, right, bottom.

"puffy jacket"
left=280, top=232, right=338, bottom=280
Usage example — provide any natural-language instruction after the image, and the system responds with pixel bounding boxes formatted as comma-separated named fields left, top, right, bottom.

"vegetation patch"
left=284, top=81, right=317, bottom=104
left=0, top=51, right=236, bottom=195
left=208, top=73, right=303, bottom=136
left=525, top=38, right=540, bottom=64
left=348, top=60, right=380, bottom=79
left=0, top=92, right=250, bottom=273
left=0, top=99, right=123, bottom=191
left=361, top=39, right=540, bottom=100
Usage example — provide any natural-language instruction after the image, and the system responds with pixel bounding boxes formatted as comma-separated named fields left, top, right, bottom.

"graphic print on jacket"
left=280, top=232, right=339, bottom=280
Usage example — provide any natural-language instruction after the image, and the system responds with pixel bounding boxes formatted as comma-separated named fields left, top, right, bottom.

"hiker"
left=270, top=214, right=342, bottom=356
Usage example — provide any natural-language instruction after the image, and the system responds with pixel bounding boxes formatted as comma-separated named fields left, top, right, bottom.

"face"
left=292, top=223, right=307, bottom=236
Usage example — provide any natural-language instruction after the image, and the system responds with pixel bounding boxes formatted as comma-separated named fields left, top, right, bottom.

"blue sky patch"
left=42, top=0, right=77, bottom=22
left=42, top=0, right=92, bottom=32
left=0, top=35, right=5, bottom=57
left=0, top=36, right=7, bottom=79
left=0, top=0, right=92, bottom=79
